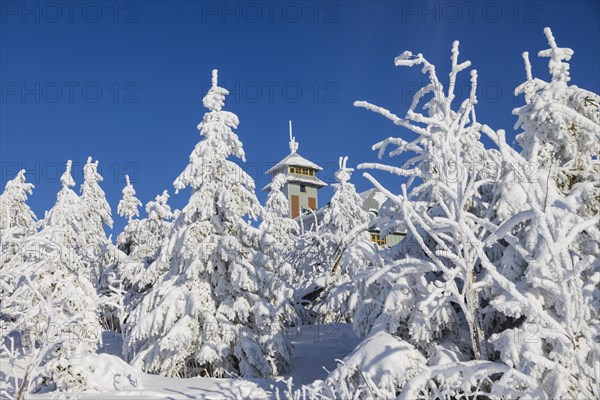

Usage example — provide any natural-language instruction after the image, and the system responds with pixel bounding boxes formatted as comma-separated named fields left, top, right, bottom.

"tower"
left=263, top=121, right=327, bottom=218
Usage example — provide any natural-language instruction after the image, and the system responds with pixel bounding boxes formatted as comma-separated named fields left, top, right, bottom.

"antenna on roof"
left=288, top=120, right=299, bottom=153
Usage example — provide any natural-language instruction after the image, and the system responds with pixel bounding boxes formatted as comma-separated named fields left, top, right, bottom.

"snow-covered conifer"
left=258, top=173, right=299, bottom=282
left=81, top=156, right=113, bottom=230
left=0, top=169, right=36, bottom=236
left=79, top=157, right=113, bottom=282
left=484, top=28, right=600, bottom=399
left=108, top=190, right=177, bottom=327
left=0, top=170, right=37, bottom=266
left=290, top=157, right=374, bottom=294
left=123, top=70, right=295, bottom=379
left=1, top=164, right=102, bottom=394
left=308, top=157, right=377, bottom=323
left=117, top=189, right=174, bottom=264
left=117, top=175, right=141, bottom=222
left=41, top=161, right=85, bottom=259
left=323, top=157, right=372, bottom=239
left=513, top=28, right=599, bottom=210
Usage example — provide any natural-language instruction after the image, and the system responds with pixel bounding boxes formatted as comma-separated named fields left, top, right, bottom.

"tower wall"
left=287, top=182, right=318, bottom=218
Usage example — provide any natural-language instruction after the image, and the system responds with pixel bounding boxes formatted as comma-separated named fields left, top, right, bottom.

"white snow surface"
left=8, top=324, right=360, bottom=399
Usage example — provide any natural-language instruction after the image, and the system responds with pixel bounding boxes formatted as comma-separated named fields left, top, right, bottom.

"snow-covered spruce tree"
left=124, top=70, right=295, bottom=379
left=118, top=190, right=175, bottom=265
left=0, top=163, right=104, bottom=395
left=101, top=189, right=178, bottom=333
left=290, top=158, right=375, bottom=296
left=79, top=156, right=113, bottom=283
left=257, top=173, right=299, bottom=283
left=100, top=187, right=177, bottom=331
left=482, top=28, right=600, bottom=399
left=308, top=157, right=378, bottom=323
left=97, top=175, right=142, bottom=331
left=513, top=28, right=599, bottom=213
left=117, top=175, right=142, bottom=222
left=40, top=161, right=85, bottom=268
left=38, top=158, right=112, bottom=285
left=321, top=156, right=374, bottom=275
left=0, top=169, right=37, bottom=268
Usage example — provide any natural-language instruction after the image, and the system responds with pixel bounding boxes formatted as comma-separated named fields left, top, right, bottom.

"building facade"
left=262, top=121, right=327, bottom=218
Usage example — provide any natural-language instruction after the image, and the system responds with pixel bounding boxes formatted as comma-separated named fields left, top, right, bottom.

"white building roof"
left=265, top=152, right=323, bottom=175
left=358, top=188, right=388, bottom=212
left=266, top=120, right=324, bottom=175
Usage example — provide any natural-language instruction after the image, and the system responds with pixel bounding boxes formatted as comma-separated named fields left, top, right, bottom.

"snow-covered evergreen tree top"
left=81, top=156, right=113, bottom=229
left=322, top=156, right=371, bottom=236
left=512, top=28, right=599, bottom=220
left=173, top=69, right=251, bottom=198
left=334, top=156, right=353, bottom=185
left=260, top=173, right=298, bottom=281
left=514, top=28, right=599, bottom=176
left=118, top=175, right=142, bottom=221
left=0, top=169, right=36, bottom=232
left=538, top=27, right=573, bottom=84
left=43, top=160, right=81, bottom=232
left=145, top=190, right=173, bottom=221
left=60, top=159, right=76, bottom=188
left=42, top=159, right=111, bottom=282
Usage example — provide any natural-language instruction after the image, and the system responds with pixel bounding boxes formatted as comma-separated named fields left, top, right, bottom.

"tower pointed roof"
left=262, top=121, right=327, bottom=191
left=265, top=121, right=324, bottom=174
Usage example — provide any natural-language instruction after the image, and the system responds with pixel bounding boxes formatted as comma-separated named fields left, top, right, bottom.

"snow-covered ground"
left=281, top=323, right=361, bottom=386
left=3, top=324, right=359, bottom=399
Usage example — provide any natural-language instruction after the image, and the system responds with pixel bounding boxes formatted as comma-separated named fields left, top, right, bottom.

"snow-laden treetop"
left=538, top=27, right=574, bottom=83
left=61, top=160, right=75, bottom=188
left=118, top=174, right=142, bottom=221
left=334, top=156, right=353, bottom=185
left=0, top=169, right=36, bottom=232
left=2, top=169, right=34, bottom=205
left=173, top=68, right=247, bottom=193
left=203, top=69, right=228, bottom=112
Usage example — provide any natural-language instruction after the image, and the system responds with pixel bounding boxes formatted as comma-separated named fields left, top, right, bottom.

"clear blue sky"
left=1, top=0, right=599, bottom=234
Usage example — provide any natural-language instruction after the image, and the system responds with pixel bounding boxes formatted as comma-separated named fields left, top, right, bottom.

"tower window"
left=289, top=166, right=317, bottom=176
left=370, top=233, right=386, bottom=246
left=300, top=185, right=306, bottom=193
